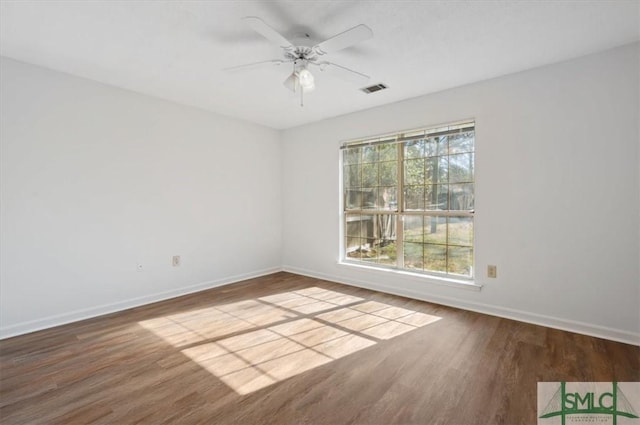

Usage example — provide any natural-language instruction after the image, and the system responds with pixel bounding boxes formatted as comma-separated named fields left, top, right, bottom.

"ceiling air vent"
left=361, top=83, right=388, bottom=94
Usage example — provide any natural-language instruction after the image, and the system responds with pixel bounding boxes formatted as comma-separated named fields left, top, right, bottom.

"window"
left=342, top=121, right=475, bottom=279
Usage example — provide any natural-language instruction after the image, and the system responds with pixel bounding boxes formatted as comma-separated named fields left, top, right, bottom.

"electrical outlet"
left=172, top=255, right=181, bottom=267
left=137, top=263, right=144, bottom=272
left=487, top=265, right=497, bottom=278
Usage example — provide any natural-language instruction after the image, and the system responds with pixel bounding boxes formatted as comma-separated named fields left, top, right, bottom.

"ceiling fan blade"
left=223, top=59, right=286, bottom=72
left=243, top=16, right=294, bottom=50
left=313, top=61, right=370, bottom=85
left=313, top=24, right=373, bottom=55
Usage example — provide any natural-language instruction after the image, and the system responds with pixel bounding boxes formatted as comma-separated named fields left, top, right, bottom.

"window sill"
left=337, top=261, right=483, bottom=292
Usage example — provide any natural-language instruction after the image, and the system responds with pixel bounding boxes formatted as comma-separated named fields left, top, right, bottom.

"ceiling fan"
left=225, top=17, right=373, bottom=106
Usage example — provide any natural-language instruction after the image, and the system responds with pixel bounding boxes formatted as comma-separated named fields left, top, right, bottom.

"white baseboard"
left=282, top=265, right=640, bottom=347
left=0, top=266, right=282, bottom=340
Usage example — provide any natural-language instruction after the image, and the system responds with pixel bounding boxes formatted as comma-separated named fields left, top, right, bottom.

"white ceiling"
left=1, top=1, right=639, bottom=129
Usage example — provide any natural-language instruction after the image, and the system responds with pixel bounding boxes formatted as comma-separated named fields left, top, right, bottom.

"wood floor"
left=1, top=272, right=638, bottom=424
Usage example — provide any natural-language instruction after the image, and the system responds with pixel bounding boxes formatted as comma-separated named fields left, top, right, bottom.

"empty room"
left=1, top=1, right=639, bottom=424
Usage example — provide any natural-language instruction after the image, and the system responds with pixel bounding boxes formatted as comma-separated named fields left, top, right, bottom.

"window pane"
left=378, top=240, right=397, bottom=266
left=378, top=144, right=397, bottom=161
left=449, top=183, right=474, bottom=211
left=374, top=214, right=396, bottom=243
left=362, top=238, right=377, bottom=262
left=377, top=187, right=397, bottom=210
left=447, top=246, right=473, bottom=276
left=375, top=214, right=397, bottom=265
left=404, top=243, right=423, bottom=270
left=424, top=244, right=446, bottom=273
left=360, top=215, right=374, bottom=239
left=345, top=214, right=397, bottom=266
left=424, top=156, right=448, bottom=184
left=404, top=185, right=425, bottom=210
left=345, top=241, right=360, bottom=260
left=425, top=184, right=448, bottom=210
left=404, top=158, right=424, bottom=185
left=344, top=147, right=361, bottom=165
left=425, top=136, right=447, bottom=157
left=423, top=216, right=446, bottom=244
left=448, top=132, right=474, bottom=154
left=362, top=146, right=378, bottom=163
left=348, top=190, right=362, bottom=210
left=448, top=216, right=473, bottom=247
left=345, top=164, right=360, bottom=188
left=345, top=215, right=362, bottom=237
left=404, top=139, right=424, bottom=159
left=448, top=153, right=473, bottom=183
left=345, top=238, right=362, bottom=260
left=437, top=156, right=449, bottom=183
left=403, top=215, right=423, bottom=242
left=362, top=163, right=378, bottom=186
left=361, top=188, right=377, bottom=209
left=345, top=188, right=360, bottom=210
left=379, top=161, right=397, bottom=186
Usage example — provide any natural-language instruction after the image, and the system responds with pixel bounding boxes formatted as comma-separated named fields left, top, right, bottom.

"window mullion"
left=444, top=137, right=449, bottom=275
left=396, top=140, right=404, bottom=269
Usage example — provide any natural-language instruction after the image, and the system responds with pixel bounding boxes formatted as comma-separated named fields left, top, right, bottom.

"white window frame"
left=340, top=120, right=477, bottom=285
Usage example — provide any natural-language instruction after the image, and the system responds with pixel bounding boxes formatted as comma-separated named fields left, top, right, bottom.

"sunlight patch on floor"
left=139, top=287, right=441, bottom=395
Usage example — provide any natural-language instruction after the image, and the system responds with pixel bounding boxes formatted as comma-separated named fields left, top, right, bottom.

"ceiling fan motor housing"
left=285, top=46, right=318, bottom=64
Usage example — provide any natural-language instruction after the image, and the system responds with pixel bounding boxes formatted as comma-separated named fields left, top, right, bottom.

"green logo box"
left=538, top=382, right=640, bottom=425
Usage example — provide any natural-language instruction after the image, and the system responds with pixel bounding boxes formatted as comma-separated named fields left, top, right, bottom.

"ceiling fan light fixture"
left=283, top=73, right=298, bottom=92
left=283, top=68, right=315, bottom=93
left=297, top=68, right=315, bottom=90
